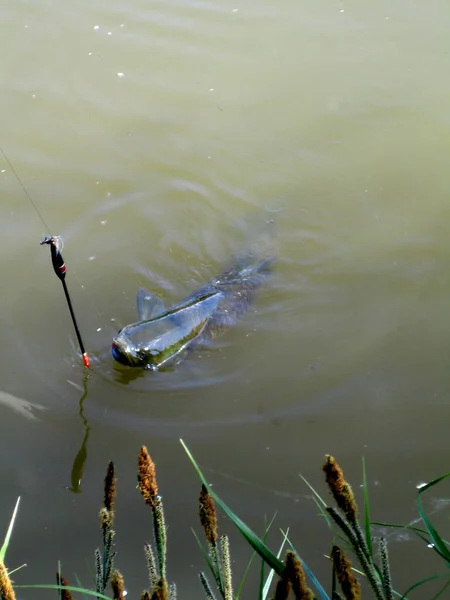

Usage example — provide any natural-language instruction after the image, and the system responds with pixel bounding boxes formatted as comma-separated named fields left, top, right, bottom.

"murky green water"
left=1, top=0, right=450, bottom=596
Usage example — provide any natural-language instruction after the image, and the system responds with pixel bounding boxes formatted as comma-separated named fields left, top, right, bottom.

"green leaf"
left=262, top=528, right=290, bottom=600
left=300, top=475, right=334, bottom=531
left=430, top=578, right=450, bottom=600
left=180, top=439, right=285, bottom=577
left=256, top=514, right=277, bottom=600
left=284, top=534, right=330, bottom=600
left=192, top=528, right=222, bottom=594
left=58, top=560, right=62, bottom=600
left=300, top=475, right=327, bottom=508
left=371, top=521, right=450, bottom=562
left=371, top=521, right=431, bottom=539
left=0, top=497, right=20, bottom=561
left=417, top=473, right=450, bottom=565
left=237, top=548, right=257, bottom=600
left=74, top=573, right=90, bottom=600
left=16, top=584, right=112, bottom=599
left=8, top=563, right=26, bottom=576
left=400, top=572, right=450, bottom=599
left=362, top=457, right=373, bottom=559
left=235, top=513, right=277, bottom=600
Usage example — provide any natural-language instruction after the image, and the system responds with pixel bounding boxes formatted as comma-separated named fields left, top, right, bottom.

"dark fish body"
left=112, top=224, right=275, bottom=369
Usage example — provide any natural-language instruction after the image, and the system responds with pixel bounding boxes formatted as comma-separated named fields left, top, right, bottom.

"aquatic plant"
left=2, top=445, right=449, bottom=599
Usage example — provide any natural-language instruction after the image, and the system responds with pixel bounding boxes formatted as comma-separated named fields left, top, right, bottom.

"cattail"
left=95, top=548, right=103, bottom=593
left=285, top=551, right=314, bottom=600
left=272, top=575, right=291, bottom=600
left=104, top=461, right=117, bottom=514
left=103, top=530, right=116, bottom=585
left=151, top=577, right=169, bottom=600
left=326, top=508, right=384, bottom=600
left=138, top=446, right=159, bottom=508
left=111, top=570, right=126, bottom=600
left=331, top=546, right=361, bottom=600
left=322, top=455, right=358, bottom=523
left=154, top=502, right=167, bottom=579
left=56, top=573, right=73, bottom=600
left=199, top=572, right=216, bottom=600
left=199, top=484, right=218, bottom=544
left=220, top=535, right=233, bottom=600
left=145, top=542, right=158, bottom=588
left=99, top=507, right=113, bottom=530
left=379, top=538, right=393, bottom=600
left=0, top=560, right=15, bottom=600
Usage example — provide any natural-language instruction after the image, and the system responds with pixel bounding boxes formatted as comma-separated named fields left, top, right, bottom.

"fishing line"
left=0, top=146, right=52, bottom=235
left=1, top=145, right=91, bottom=368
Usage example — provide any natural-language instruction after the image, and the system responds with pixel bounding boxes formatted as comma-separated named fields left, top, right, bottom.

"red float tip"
left=82, top=353, right=91, bottom=368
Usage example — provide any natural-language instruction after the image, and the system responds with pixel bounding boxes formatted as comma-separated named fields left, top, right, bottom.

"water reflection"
left=0, top=390, right=47, bottom=421
left=66, top=374, right=91, bottom=494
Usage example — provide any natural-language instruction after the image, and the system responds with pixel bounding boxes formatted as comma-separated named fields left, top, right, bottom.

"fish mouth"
left=111, top=341, right=135, bottom=366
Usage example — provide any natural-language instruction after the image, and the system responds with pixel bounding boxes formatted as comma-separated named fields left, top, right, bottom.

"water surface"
left=1, top=0, right=450, bottom=596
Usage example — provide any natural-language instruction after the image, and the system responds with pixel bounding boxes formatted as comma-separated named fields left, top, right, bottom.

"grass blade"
left=372, top=521, right=450, bottom=563
left=258, top=534, right=266, bottom=600
left=180, top=439, right=285, bottom=577
left=74, top=573, right=90, bottom=600
left=16, top=584, right=113, bottom=599
left=300, top=475, right=327, bottom=509
left=236, top=516, right=279, bottom=600
left=8, top=564, right=26, bottom=576
left=400, top=573, right=450, bottom=600
left=261, top=527, right=290, bottom=600
left=300, top=475, right=334, bottom=530
left=430, top=577, right=450, bottom=600
left=417, top=473, right=450, bottom=565
left=0, top=497, right=20, bottom=561
left=372, top=521, right=432, bottom=540
left=283, top=534, right=330, bottom=600
left=192, top=528, right=221, bottom=593
left=57, top=560, right=62, bottom=600
left=362, top=457, right=373, bottom=559
left=237, top=548, right=257, bottom=600
left=256, top=514, right=277, bottom=600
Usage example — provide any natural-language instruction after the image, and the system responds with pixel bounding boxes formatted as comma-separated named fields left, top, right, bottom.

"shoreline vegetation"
left=0, top=441, right=449, bottom=600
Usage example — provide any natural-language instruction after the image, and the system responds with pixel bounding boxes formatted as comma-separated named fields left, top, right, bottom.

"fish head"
left=111, top=322, right=186, bottom=370
left=111, top=331, right=165, bottom=369
left=111, top=332, right=139, bottom=367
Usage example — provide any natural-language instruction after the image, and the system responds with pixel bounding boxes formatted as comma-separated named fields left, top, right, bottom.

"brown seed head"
left=199, top=484, right=218, bottom=545
left=0, top=560, right=15, bottom=600
left=56, top=573, right=73, bottom=600
left=285, top=551, right=314, bottom=600
left=104, top=461, right=117, bottom=513
left=322, top=455, right=358, bottom=522
left=331, top=545, right=361, bottom=600
left=141, top=592, right=151, bottom=600
left=151, top=577, right=169, bottom=600
left=272, top=575, right=291, bottom=600
left=138, top=446, right=159, bottom=508
left=111, top=570, right=126, bottom=600
left=99, top=506, right=114, bottom=531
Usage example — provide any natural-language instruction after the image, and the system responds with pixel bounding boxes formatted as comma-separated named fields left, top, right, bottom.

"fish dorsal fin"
left=136, top=288, right=166, bottom=321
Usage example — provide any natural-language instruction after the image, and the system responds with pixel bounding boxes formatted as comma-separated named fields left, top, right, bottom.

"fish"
left=111, top=223, right=275, bottom=370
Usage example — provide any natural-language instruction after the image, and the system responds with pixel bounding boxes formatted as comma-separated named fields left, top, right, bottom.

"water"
left=1, top=0, right=450, bottom=596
